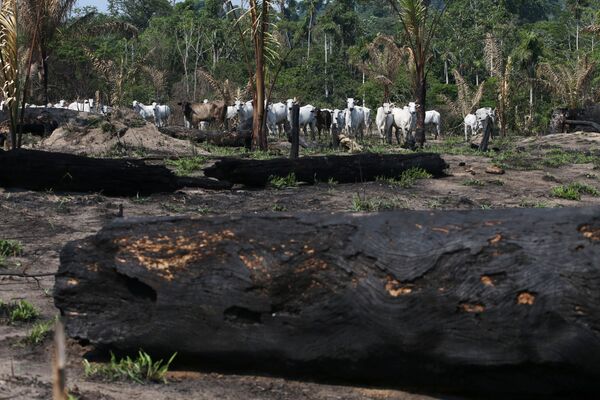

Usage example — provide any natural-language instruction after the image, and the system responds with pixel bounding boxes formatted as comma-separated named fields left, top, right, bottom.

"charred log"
left=204, top=153, right=448, bottom=186
left=54, top=208, right=600, bottom=398
left=0, top=149, right=231, bottom=195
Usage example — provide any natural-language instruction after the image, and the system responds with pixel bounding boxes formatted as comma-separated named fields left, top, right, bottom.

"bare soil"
left=1, top=131, right=599, bottom=399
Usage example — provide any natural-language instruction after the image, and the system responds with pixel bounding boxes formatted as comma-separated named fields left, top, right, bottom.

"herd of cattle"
left=9, top=96, right=496, bottom=144
left=142, top=98, right=496, bottom=145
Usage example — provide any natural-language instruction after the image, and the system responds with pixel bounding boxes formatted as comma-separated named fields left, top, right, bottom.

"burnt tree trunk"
left=55, top=208, right=600, bottom=397
left=158, top=126, right=252, bottom=148
left=204, top=153, right=448, bottom=186
left=0, top=149, right=231, bottom=195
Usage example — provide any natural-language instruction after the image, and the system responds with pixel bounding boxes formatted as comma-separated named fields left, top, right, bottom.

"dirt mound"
left=38, top=108, right=206, bottom=157
left=518, top=131, right=600, bottom=153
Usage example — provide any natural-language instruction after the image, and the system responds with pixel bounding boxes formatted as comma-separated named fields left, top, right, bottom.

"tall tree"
left=20, top=0, right=77, bottom=104
left=387, top=0, right=448, bottom=148
left=513, top=31, right=543, bottom=121
left=0, top=0, right=19, bottom=149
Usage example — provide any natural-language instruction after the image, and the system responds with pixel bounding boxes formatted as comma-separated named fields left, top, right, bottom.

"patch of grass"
left=272, top=204, right=288, bottom=212
left=131, top=194, right=151, bottom=204
left=351, top=194, right=405, bottom=212
left=161, top=202, right=185, bottom=213
left=1, top=300, right=39, bottom=323
left=22, top=319, right=55, bottom=345
left=377, top=167, right=433, bottom=189
left=519, top=200, right=550, bottom=208
left=551, top=182, right=600, bottom=201
left=327, top=178, right=338, bottom=186
left=269, top=173, right=298, bottom=189
left=491, top=149, right=541, bottom=170
left=488, top=179, right=505, bottom=186
left=542, top=148, right=598, bottom=168
left=202, top=144, right=246, bottom=157
left=463, top=179, right=486, bottom=187
left=83, top=350, right=177, bottom=384
left=166, top=156, right=207, bottom=176
left=0, top=239, right=23, bottom=257
left=426, top=137, right=485, bottom=156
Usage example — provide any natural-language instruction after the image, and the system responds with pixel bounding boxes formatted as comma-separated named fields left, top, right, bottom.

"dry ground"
left=1, top=131, right=599, bottom=399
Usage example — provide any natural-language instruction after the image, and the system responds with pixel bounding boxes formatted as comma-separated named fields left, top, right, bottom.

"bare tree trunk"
left=415, top=66, right=426, bottom=148
left=444, top=59, right=448, bottom=84
left=251, top=0, right=268, bottom=151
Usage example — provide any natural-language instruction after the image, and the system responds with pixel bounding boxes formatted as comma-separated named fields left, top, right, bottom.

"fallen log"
left=158, top=126, right=251, bottom=148
left=565, top=119, right=600, bottom=132
left=204, top=152, right=448, bottom=186
left=55, top=208, right=600, bottom=397
left=0, top=149, right=232, bottom=195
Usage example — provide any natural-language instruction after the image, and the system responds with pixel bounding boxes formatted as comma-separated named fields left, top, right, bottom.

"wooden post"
left=290, top=104, right=300, bottom=159
left=479, top=115, right=492, bottom=152
left=53, top=319, right=67, bottom=400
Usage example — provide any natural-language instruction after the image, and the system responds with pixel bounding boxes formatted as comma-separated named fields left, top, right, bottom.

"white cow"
left=285, top=99, right=317, bottom=138
left=388, top=103, right=415, bottom=145
left=267, top=102, right=288, bottom=136
left=235, top=100, right=254, bottom=124
left=362, top=107, right=372, bottom=135
left=476, top=107, right=496, bottom=127
left=152, top=102, right=171, bottom=127
left=68, top=99, right=93, bottom=112
left=425, top=110, right=442, bottom=139
left=344, top=98, right=365, bottom=139
left=332, top=109, right=345, bottom=134
left=376, top=105, right=393, bottom=141
left=132, top=101, right=155, bottom=121
left=464, top=114, right=479, bottom=141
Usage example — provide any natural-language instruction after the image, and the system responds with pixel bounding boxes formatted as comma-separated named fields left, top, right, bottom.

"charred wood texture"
left=549, top=105, right=600, bottom=134
left=0, top=149, right=231, bottom=195
left=158, top=126, right=252, bottom=148
left=55, top=208, right=600, bottom=398
left=204, top=153, right=448, bottom=186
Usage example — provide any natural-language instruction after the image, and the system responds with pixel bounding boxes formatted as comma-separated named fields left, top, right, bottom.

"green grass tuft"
left=551, top=182, right=600, bottom=201
left=22, top=319, right=55, bottom=345
left=351, top=194, right=405, bottom=212
left=83, top=350, right=177, bottom=384
left=0, top=239, right=23, bottom=257
left=377, top=167, right=433, bottom=189
left=166, top=156, right=207, bottom=176
left=268, top=173, right=298, bottom=189
left=463, top=179, right=486, bottom=187
left=1, top=300, right=39, bottom=323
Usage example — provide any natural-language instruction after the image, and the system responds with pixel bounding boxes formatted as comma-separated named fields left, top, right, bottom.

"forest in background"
left=31, top=0, right=600, bottom=134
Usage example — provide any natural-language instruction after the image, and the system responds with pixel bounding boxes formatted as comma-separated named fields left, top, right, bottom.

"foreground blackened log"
left=158, top=126, right=252, bottom=148
left=55, top=208, right=600, bottom=397
left=0, top=149, right=231, bottom=195
left=204, top=152, right=448, bottom=186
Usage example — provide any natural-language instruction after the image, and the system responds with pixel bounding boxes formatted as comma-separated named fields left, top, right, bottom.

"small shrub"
left=542, top=148, right=596, bottom=168
left=0, top=239, right=23, bottom=257
left=1, top=300, right=39, bottom=323
left=351, top=194, right=405, bottom=212
left=272, top=204, right=288, bottom=212
left=377, top=168, right=432, bottom=189
left=463, top=179, right=486, bottom=187
left=269, top=173, right=298, bottom=189
left=551, top=182, right=600, bottom=201
left=22, top=319, right=55, bottom=345
left=519, top=200, right=549, bottom=208
left=166, top=156, right=207, bottom=176
left=83, top=350, right=177, bottom=384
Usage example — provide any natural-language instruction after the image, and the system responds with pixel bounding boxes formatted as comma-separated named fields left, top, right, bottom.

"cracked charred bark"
left=54, top=208, right=600, bottom=397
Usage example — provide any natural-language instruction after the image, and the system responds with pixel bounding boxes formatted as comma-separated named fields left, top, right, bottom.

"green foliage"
left=542, top=149, right=599, bottom=168
left=0, top=239, right=23, bottom=257
left=166, top=156, right=207, bottom=176
left=23, top=319, right=55, bottom=345
left=268, top=173, right=298, bottom=189
left=376, top=167, right=432, bottom=188
left=351, top=194, right=405, bottom=212
left=551, top=182, right=600, bottom=200
left=83, top=350, right=177, bottom=384
left=463, top=179, right=486, bottom=187
left=0, top=300, right=39, bottom=323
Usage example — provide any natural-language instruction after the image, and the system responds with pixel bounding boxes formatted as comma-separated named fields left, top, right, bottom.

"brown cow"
left=178, top=101, right=227, bottom=129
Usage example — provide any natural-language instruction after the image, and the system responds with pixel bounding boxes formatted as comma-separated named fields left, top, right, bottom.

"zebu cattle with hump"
left=152, top=102, right=171, bottom=128
left=464, top=114, right=479, bottom=141
left=178, top=100, right=227, bottom=129
left=376, top=104, right=393, bottom=141
left=425, top=110, right=442, bottom=139
left=388, top=103, right=415, bottom=145
left=286, top=99, right=317, bottom=139
left=267, top=102, right=288, bottom=136
left=475, top=107, right=496, bottom=137
left=344, top=98, right=365, bottom=139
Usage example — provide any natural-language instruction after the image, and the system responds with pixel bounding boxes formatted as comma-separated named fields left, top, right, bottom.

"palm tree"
left=537, top=57, right=597, bottom=109
left=440, top=69, right=484, bottom=118
left=352, top=35, right=409, bottom=102
left=20, top=0, right=77, bottom=105
left=0, top=0, right=19, bottom=149
left=386, top=0, right=448, bottom=148
left=513, top=32, right=544, bottom=121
